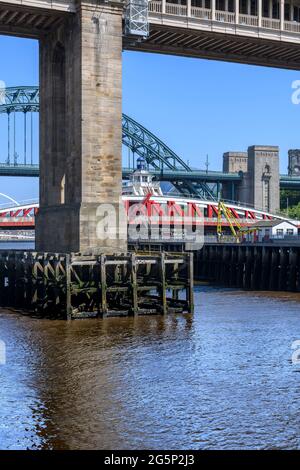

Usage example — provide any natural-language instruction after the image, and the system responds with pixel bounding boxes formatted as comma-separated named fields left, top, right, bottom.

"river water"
left=0, top=287, right=299, bottom=450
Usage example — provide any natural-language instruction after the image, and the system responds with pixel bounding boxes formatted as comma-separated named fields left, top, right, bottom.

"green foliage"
left=286, top=202, right=300, bottom=220
left=280, top=189, right=300, bottom=210
left=280, top=189, right=300, bottom=218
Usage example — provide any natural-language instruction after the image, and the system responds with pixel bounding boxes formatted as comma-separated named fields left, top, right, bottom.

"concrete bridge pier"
left=36, top=0, right=127, bottom=254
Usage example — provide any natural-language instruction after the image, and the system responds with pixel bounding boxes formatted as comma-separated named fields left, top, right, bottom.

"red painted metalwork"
left=0, top=199, right=297, bottom=230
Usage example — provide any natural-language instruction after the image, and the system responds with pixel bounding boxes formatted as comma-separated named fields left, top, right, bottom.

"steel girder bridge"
left=0, top=86, right=300, bottom=197
left=0, top=85, right=222, bottom=200
left=0, top=86, right=39, bottom=167
left=122, top=113, right=217, bottom=199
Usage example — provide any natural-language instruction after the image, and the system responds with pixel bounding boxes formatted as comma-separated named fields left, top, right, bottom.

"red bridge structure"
left=0, top=197, right=297, bottom=232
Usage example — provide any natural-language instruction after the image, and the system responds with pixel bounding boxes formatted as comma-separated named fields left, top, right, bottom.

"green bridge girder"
left=0, top=86, right=216, bottom=199
left=1, top=163, right=299, bottom=193
left=0, top=86, right=39, bottom=113
left=0, top=86, right=299, bottom=196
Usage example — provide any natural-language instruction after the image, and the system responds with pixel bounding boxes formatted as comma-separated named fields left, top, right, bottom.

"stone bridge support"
left=36, top=0, right=127, bottom=253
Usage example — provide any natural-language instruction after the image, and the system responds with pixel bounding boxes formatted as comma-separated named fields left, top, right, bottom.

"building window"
left=287, top=229, right=294, bottom=236
left=276, top=229, right=284, bottom=236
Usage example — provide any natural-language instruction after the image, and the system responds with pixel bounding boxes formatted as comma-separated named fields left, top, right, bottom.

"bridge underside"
left=0, top=4, right=66, bottom=38
left=125, top=24, right=300, bottom=70
left=1, top=3, right=300, bottom=70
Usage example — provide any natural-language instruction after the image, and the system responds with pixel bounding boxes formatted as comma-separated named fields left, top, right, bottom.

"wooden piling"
left=0, top=251, right=193, bottom=319
left=194, top=243, right=300, bottom=293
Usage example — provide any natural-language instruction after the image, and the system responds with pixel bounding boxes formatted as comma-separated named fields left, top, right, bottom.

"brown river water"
left=0, top=286, right=299, bottom=450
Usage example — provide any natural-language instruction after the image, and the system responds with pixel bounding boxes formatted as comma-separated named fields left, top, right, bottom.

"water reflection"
left=0, top=288, right=299, bottom=449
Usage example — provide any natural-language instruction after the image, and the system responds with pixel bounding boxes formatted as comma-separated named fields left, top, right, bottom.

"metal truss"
left=122, top=114, right=216, bottom=200
left=172, top=180, right=217, bottom=200
left=124, top=0, right=149, bottom=38
left=0, top=86, right=39, bottom=114
left=0, top=86, right=216, bottom=200
left=122, top=113, right=191, bottom=172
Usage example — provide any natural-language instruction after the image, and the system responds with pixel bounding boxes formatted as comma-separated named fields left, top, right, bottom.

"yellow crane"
left=217, top=200, right=257, bottom=242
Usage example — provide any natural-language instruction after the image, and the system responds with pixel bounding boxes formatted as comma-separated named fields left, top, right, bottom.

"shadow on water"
left=0, top=286, right=300, bottom=449
left=0, top=313, right=194, bottom=449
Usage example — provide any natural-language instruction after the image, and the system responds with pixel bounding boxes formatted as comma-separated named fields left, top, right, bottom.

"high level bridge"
left=0, top=0, right=299, bottom=252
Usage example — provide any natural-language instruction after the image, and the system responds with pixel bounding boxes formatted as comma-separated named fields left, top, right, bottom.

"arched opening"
left=52, top=42, right=66, bottom=204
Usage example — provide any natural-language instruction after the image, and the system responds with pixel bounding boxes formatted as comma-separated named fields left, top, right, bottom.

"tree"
left=286, top=202, right=300, bottom=220
left=280, top=189, right=300, bottom=210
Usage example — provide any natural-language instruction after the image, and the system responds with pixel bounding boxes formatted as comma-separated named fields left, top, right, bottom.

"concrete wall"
left=36, top=0, right=127, bottom=253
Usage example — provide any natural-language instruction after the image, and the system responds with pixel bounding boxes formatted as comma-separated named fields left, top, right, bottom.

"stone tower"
left=288, top=149, right=300, bottom=176
left=246, top=146, right=280, bottom=213
left=223, top=152, right=248, bottom=173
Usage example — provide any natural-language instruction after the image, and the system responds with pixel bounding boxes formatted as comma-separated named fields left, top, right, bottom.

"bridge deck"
left=127, top=1, right=300, bottom=70
left=1, top=163, right=299, bottom=191
left=0, top=0, right=300, bottom=71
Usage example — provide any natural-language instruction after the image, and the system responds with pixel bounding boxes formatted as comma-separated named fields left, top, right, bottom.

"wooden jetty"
left=195, top=243, right=300, bottom=292
left=130, top=240, right=300, bottom=293
left=0, top=251, right=194, bottom=319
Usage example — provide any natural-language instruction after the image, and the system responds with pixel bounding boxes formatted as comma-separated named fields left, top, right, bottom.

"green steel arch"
left=0, top=86, right=39, bottom=114
left=122, top=113, right=191, bottom=172
left=0, top=86, right=215, bottom=199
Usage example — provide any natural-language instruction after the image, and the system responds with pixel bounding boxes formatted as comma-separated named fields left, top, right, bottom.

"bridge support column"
left=36, top=0, right=127, bottom=254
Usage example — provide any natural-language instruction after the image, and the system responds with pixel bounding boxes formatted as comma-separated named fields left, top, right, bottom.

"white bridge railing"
left=261, top=17, right=280, bottom=29
left=239, top=13, right=259, bottom=26
left=215, top=10, right=235, bottom=23
left=284, top=20, right=300, bottom=32
left=191, top=6, right=211, bottom=19
left=149, top=2, right=300, bottom=34
left=166, top=3, right=187, bottom=15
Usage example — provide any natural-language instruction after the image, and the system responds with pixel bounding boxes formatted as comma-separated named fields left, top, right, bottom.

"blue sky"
left=0, top=35, right=299, bottom=202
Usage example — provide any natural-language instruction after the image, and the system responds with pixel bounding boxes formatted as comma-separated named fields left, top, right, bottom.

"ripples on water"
left=0, top=287, right=299, bottom=450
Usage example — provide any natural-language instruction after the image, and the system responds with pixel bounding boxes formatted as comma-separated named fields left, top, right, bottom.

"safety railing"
left=191, top=6, right=211, bottom=19
left=149, top=1, right=162, bottom=13
left=261, top=17, right=280, bottom=29
left=284, top=20, right=300, bottom=33
left=239, top=13, right=258, bottom=26
left=165, top=3, right=187, bottom=16
left=148, top=2, right=300, bottom=34
left=215, top=10, right=235, bottom=23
